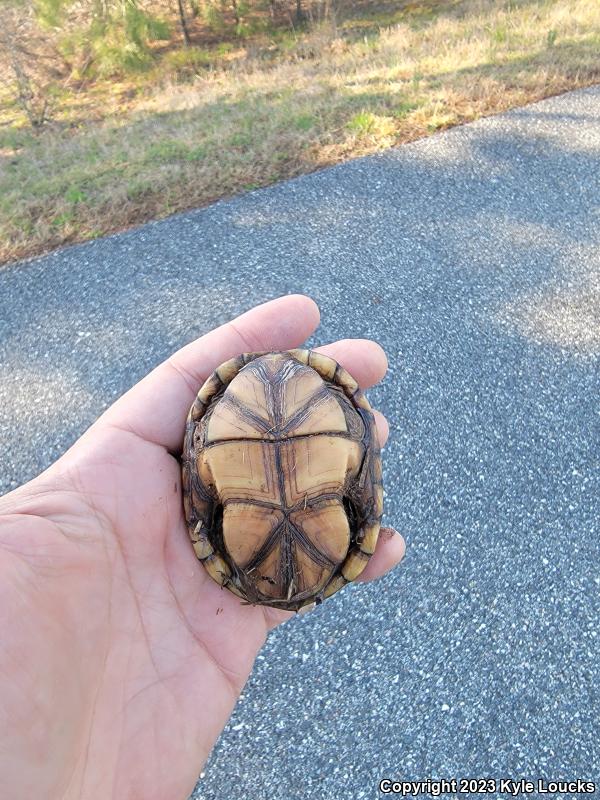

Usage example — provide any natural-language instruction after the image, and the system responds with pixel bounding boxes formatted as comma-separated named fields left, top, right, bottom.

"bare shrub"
left=0, top=2, right=65, bottom=127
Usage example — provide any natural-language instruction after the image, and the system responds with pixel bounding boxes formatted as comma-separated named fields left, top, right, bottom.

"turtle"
left=180, top=348, right=384, bottom=612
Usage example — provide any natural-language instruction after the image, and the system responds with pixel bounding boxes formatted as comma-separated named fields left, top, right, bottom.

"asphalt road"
left=1, top=85, right=599, bottom=799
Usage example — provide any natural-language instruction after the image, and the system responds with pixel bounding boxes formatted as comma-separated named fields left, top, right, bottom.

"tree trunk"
left=295, top=0, right=305, bottom=24
left=177, top=0, right=191, bottom=45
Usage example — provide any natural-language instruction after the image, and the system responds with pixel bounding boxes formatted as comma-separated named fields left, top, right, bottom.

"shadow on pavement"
left=1, top=85, right=599, bottom=796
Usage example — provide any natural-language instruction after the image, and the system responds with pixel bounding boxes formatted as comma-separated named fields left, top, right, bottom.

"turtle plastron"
left=181, top=349, right=384, bottom=612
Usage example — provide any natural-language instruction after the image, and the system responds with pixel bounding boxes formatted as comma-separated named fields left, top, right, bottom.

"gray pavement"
left=1, top=85, right=599, bottom=798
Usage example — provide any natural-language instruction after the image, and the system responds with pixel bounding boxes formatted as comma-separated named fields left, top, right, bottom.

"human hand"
left=0, top=294, right=405, bottom=800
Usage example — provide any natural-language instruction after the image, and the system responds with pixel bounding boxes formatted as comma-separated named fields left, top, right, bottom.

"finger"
left=356, top=527, right=405, bottom=583
left=314, top=338, right=389, bottom=444
left=373, top=409, right=389, bottom=448
left=263, top=606, right=296, bottom=631
left=99, top=294, right=320, bottom=453
left=313, top=339, right=388, bottom=389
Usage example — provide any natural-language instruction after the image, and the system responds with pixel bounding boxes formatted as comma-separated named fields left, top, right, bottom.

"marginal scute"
left=353, top=389, right=371, bottom=411
left=323, top=574, right=347, bottom=599
left=286, top=348, right=309, bottom=365
left=191, top=398, right=206, bottom=422
left=335, top=365, right=360, bottom=395
left=374, top=484, right=384, bottom=517
left=308, top=351, right=338, bottom=380
left=216, top=356, right=245, bottom=385
left=193, top=538, right=213, bottom=560
left=197, top=373, right=222, bottom=405
left=341, top=550, right=370, bottom=581
left=182, top=348, right=384, bottom=611
left=360, top=522, right=380, bottom=555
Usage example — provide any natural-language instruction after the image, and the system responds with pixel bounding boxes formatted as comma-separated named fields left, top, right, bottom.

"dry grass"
left=1, top=0, right=600, bottom=264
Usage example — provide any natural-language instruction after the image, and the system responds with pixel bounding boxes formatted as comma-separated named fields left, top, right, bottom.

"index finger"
left=99, top=294, right=321, bottom=453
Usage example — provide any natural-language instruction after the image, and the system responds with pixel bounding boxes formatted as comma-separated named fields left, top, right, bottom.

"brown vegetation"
left=1, top=0, right=599, bottom=264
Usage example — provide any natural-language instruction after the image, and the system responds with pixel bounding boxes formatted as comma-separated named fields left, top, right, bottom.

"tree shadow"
left=1, top=85, right=598, bottom=481
left=1, top=82, right=599, bottom=789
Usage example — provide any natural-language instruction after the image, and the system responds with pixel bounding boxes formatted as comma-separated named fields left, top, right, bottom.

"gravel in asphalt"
left=1, top=85, right=599, bottom=799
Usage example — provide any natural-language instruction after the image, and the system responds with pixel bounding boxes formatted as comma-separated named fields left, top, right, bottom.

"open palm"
left=0, top=295, right=404, bottom=800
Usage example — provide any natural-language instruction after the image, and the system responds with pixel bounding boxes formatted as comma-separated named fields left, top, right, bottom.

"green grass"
left=1, top=0, right=600, bottom=264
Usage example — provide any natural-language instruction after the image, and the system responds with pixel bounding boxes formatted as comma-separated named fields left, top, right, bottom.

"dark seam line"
left=223, top=498, right=281, bottom=510
left=243, top=520, right=285, bottom=572
left=223, top=394, right=273, bottom=433
left=202, top=431, right=354, bottom=448
left=280, top=386, right=332, bottom=434
left=288, top=519, right=337, bottom=569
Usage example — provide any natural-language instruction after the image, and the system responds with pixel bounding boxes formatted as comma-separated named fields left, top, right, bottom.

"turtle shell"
left=181, top=348, right=383, bottom=612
